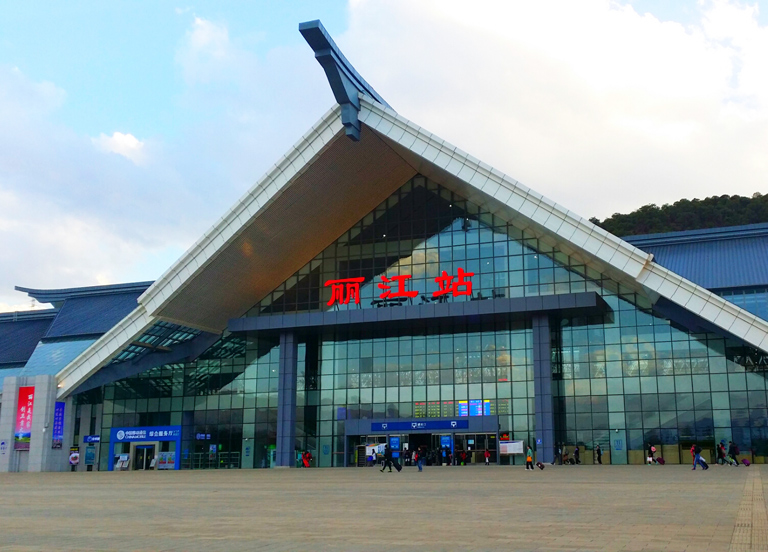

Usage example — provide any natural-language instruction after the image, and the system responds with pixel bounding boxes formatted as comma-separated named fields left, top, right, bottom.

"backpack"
left=694, top=445, right=702, bottom=454
left=734, top=446, right=740, bottom=455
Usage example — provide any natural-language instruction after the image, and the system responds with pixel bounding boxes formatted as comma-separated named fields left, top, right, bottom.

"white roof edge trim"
left=138, top=105, right=345, bottom=317
left=357, top=97, right=768, bottom=354
left=55, top=306, right=154, bottom=398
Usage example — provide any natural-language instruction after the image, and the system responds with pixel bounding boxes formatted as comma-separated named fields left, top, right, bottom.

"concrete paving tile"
left=0, top=464, right=763, bottom=551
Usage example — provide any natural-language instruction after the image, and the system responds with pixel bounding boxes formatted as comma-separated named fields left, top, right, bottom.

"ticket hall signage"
left=324, top=268, right=475, bottom=307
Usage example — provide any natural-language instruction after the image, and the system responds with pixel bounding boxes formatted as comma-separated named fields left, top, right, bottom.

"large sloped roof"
left=625, top=224, right=768, bottom=290
left=53, top=24, right=768, bottom=398
left=0, top=310, right=57, bottom=368
left=0, top=283, right=153, bottom=393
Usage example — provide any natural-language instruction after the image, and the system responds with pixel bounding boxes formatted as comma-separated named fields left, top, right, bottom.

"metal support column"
left=532, top=315, right=554, bottom=464
left=276, top=331, right=298, bottom=467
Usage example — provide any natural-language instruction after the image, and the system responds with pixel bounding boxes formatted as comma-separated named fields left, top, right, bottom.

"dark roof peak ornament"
left=299, top=19, right=392, bottom=141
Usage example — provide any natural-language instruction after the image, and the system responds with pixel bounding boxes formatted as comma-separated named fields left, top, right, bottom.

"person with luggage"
left=595, top=443, right=602, bottom=465
left=728, top=441, right=740, bottom=466
left=647, top=444, right=656, bottom=465
left=525, top=445, right=534, bottom=470
left=692, top=444, right=708, bottom=470
left=380, top=445, right=393, bottom=473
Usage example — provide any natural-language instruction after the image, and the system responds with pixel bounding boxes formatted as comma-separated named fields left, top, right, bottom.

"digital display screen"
left=458, top=401, right=468, bottom=417
left=469, top=399, right=482, bottom=416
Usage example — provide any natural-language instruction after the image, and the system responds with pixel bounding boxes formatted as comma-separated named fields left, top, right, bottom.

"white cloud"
left=341, top=0, right=768, bottom=218
left=92, top=131, right=147, bottom=165
left=3, top=3, right=767, bottom=314
left=176, top=17, right=246, bottom=84
left=0, top=19, right=329, bottom=313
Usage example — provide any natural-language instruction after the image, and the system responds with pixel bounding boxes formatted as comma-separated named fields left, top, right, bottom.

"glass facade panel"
left=77, top=175, right=768, bottom=469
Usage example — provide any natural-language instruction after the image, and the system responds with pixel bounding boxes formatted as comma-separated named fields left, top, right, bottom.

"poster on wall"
left=499, top=441, right=524, bottom=455
left=157, top=451, right=176, bottom=470
left=51, top=401, right=65, bottom=449
left=84, top=446, right=95, bottom=466
left=69, top=446, right=80, bottom=465
left=14, top=386, right=35, bottom=450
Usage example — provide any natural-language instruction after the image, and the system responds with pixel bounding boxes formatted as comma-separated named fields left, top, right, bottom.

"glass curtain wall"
left=83, top=174, right=768, bottom=468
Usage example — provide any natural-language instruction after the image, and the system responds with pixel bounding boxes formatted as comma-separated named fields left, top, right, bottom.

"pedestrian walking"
left=574, top=446, right=580, bottom=464
left=380, top=445, right=393, bottom=473
left=647, top=443, right=656, bottom=465
left=595, top=444, right=603, bottom=465
left=484, top=449, right=491, bottom=466
left=728, top=441, right=740, bottom=465
left=416, top=447, right=425, bottom=472
left=716, top=442, right=726, bottom=465
left=552, top=443, right=561, bottom=465
left=525, top=445, right=534, bottom=470
left=692, top=444, right=708, bottom=470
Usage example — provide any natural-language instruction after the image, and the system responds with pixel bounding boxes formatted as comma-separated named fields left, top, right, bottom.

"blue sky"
left=1, top=0, right=767, bottom=311
left=0, top=2, right=347, bottom=138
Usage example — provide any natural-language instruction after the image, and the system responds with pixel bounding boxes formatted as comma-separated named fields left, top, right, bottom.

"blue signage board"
left=440, top=435, right=452, bottom=449
left=51, top=401, right=65, bottom=449
left=83, top=435, right=101, bottom=444
left=371, top=420, right=469, bottom=432
left=389, top=436, right=400, bottom=458
left=111, top=426, right=181, bottom=442
left=108, top=426, right=182, bottom=471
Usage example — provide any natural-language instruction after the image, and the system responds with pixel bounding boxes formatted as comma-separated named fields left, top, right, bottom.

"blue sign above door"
left=371, top=420, right=469, bottom=432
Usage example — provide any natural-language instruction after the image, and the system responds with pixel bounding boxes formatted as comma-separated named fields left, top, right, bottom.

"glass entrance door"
left=134, top=445, right=155, bottom=470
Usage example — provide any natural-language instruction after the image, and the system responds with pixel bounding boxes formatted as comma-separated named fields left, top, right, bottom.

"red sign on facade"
left=325, top=269, right=477, bottom=307
left=432, top=267, right=474, bottom=298
left=325, top=277, right=365, bottom=306
left=14, top=386, right=35, bottom=450
left=378, top=274, right=418, bottom=300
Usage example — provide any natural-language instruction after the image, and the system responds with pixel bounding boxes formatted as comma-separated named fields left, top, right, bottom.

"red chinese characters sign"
left=15, top=386, right=35, bottom=450
left=325, top=277, right=364, bottom=306
left=325, top=269, right=475, bottom=307
left=378, top=275, right=418, bottom=300
left=433, top=267, right=473, bottom=298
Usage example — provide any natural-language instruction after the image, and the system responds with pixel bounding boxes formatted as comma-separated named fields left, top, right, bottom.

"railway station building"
left=2, top=21, right=768, bottom=472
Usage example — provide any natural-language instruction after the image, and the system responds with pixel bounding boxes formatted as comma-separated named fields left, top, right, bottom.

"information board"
left=499, top=440, right=524, bottom=455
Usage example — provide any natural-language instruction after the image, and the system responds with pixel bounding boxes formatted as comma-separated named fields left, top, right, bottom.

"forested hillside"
left=589, top=193, right=768, bottom=237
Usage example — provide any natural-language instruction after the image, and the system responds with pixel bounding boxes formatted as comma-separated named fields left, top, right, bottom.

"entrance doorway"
left=134, top=445, right=155, bottom=470
left=409, top=433, right=431, bottom=455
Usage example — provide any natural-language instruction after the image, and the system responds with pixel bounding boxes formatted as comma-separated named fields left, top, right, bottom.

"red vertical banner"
left=14, top=386, right=35, bottom=450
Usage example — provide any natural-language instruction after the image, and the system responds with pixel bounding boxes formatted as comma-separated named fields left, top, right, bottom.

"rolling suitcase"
left=700, top=458, right=709, bottom=470
left=536, top=462, right=545, bottom=470
left=742, top=459, right=751, bottom=467
left=656, top=457, right=665, bottom=465
left=393, top=459, right=402, bottom=472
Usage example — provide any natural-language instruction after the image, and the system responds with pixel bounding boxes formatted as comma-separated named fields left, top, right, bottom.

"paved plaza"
left=0, top=464, right=765, bottom=551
